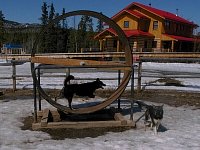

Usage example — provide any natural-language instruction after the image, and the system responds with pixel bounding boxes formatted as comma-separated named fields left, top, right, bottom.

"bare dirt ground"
left=1, top=88, right=200, bottom=107
left=1, top=88, right=199, bottom=139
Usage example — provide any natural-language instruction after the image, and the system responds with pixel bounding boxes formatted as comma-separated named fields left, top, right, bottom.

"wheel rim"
left=31, top=10, right=132, bottom=114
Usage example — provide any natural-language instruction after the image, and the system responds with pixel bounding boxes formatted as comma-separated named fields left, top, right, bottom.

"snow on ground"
left=0, top=62, right=200, bottom=149
left=0, top=99, right=200, bottom=150
left=0, top=62, right=200, bottom=92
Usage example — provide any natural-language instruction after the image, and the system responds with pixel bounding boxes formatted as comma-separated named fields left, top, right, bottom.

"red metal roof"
left=94, top=28, right=154, bottom=39
left=94, top=28, right=117, bottom=39
left=163, top=34, right=198, bottom=42
left=124, top=29, right=154, bottom=37
left=125, top=10, right=148, bottom=19
left=125, top=2, right=196, bottom=26
left=112, top=9, right=148, bottom=20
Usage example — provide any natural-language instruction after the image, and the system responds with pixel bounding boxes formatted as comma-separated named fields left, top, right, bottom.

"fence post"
left=32, top=64, right=38, bottom=123
left=117, top=70, right=121, bottom=109
left=130, top=65, right=135, bottom=121
left=38, top=68, right=41, bottom=111
left=12, top=58, right=16, bottom=92
left=137, top=61, right=142, bottom=92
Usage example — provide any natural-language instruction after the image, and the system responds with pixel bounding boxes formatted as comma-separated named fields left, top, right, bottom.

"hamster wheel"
left=31, top=10, right=132, bottom=114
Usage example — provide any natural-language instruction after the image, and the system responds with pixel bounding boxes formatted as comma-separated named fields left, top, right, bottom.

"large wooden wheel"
left=31, top=10, right=132, bottom=114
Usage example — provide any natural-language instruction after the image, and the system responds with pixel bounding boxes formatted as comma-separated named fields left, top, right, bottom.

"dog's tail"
left=64, top=75, right=75, bottom=86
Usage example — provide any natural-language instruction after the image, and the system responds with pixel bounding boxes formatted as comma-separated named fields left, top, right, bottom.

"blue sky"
left=0, top=0, right=199, bottom=32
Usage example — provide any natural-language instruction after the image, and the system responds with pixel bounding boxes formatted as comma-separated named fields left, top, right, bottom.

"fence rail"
left=1, top=52, right=200, bottom=61
left=1, top=63, right=200, bottom=92
left=1, top=53, right=200, bottom=92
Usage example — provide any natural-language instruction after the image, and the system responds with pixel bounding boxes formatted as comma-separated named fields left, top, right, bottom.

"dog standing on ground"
left=63, top=75, right=106, bottom=110
left=135, top=101, right=164, bottom=134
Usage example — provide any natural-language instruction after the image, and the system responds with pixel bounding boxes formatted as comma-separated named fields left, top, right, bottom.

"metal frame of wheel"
left=31, top=10, right=132, bottom=114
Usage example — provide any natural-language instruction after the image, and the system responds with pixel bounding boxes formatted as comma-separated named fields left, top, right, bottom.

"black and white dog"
left=135, top=101, right=164, bottom=134
left=63, top=75, right=106, bottom=109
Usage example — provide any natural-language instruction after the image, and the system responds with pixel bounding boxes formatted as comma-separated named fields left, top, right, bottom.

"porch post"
left=99, top=40, right=103, bottom=51
left=171, top=40, right=174, bottom=52
left=117, top=40, right=120, bottom=52
left=133, top=41, right=137, bottom=52
left=179, top=42, right=182, bottom=51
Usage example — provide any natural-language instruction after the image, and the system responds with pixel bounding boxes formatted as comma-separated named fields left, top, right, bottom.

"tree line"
left=0, top=2, right=104, bottom=53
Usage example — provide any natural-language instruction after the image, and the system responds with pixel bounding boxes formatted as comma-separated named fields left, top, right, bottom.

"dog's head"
left=95, top=78, right=106, bottom=89
left=152, top=105, right=164, bottom=120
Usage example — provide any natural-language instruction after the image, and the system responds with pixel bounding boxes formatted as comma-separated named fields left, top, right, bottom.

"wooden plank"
left=32, top=120, right=133, bottom=130
left=32, top=108, right=135, bottom=130
left=50, top=110, right=61, bottom=122
left=31, top=57, right=131, bottom=71
left=2, top=52, right=200, bottom=61
left=41, top=108, right=50, bottom=127
left=110, top=107, right=127, bottom=125
left=37, top=111, right=43, bottom=117
left=32, top=119, right=135, bottom=130
left=114, top=113, right=127, bottom=125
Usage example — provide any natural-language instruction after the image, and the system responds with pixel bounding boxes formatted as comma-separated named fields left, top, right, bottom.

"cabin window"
left=165, top=20, right=170, bottom=29
left=176, top=23, right=179, bottom=32
left=152, top=41, right=157, bottom=48
left=180, top=25, right=185, bottom=31
left=124, top=21, right=129, bottom=28
left=153, top=21, right=158, bottom=30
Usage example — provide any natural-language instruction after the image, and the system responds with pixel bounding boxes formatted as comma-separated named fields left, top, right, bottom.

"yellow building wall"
left=134, top=8, right=163, bottom=37
left=115, top=14, right=138, bottom=30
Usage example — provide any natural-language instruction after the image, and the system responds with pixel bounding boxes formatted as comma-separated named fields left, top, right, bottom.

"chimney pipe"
left=176, top=9, right=179, bottom=16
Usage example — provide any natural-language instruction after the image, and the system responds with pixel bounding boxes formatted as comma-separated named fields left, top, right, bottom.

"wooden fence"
left=1, top=52, right=200, bottom=92
left=0, top=58, right=200, bottom=92
left=1, top=52, right=200, bottom=61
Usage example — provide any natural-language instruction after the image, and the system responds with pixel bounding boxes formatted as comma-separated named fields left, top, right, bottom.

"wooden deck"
left=32, top=108, right=135, bottom=130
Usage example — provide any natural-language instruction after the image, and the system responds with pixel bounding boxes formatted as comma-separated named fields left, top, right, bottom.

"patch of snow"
left=0, top=99, right=200, bottom=149
left=0, top=62, right=200, bottom=149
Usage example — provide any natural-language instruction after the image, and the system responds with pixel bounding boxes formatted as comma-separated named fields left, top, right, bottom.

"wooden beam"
left=32, top=109, right=135, bottom=130
left=114, top=113, right=127, bottom=125
left=2, top=52, right=200, bottom=61
left=32, top=120, right=134, bottom=130
left=41, top=108, right=50, bottom=127
left=31, top=57, right=131, bottom=71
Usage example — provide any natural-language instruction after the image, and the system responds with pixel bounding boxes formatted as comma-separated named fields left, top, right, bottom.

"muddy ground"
left=1, top=88, right=200, bottom=107
left=1, top=88, right=199, bottom=139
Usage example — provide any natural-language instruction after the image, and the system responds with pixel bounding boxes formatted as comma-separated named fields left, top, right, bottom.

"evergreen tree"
left=39, top=2, right=48, bottom=52
left=77, top=15, right=94, bottom=51
left=77, top=16, right=87, bottom=51
left=46, top=3, right=57, bottom=53
left=62, top=8, right=67, bottom=29
left=68, top=27, right=77, bottom=53
left=96, top=13, right=104, bottom=32
left=0, top=10, right=5, bottom=47
left=49, top=3, right=55, bottom=21
left=55, top=13, right=61, bottom=28
left=40, top=2, right=48, bottom=26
